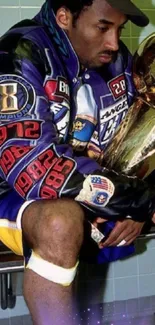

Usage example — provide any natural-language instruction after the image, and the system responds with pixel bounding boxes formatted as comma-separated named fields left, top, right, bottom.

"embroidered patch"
left=75, top=175, right=115, bottom=208
left=72, top=120, right=86, bottom=132
left=0, top=74, right=36, bottom=120
left=108, top=74, right=126, bottom=100
left=14, top=144, right=76, bottom=199
left=44, top=76, right=70, bottom=103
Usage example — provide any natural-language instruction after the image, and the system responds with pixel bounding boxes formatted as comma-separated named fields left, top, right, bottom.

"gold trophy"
left=103, top=33, right=155, bottom=179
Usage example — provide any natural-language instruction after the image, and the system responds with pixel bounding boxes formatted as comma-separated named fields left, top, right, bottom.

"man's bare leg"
left=22, top=199, right=84, bottom=325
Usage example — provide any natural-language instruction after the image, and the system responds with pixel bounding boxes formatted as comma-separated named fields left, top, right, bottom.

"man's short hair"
left=48, top=0, right=94, bottom=22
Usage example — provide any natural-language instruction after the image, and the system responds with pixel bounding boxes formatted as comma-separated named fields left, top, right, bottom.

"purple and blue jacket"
left=0, top=1, right=154, bottom=262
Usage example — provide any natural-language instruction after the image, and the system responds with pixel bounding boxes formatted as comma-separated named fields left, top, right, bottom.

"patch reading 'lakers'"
left=0, top=74, right=36, bottom=120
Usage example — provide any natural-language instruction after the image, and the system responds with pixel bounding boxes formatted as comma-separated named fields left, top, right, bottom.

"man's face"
left=59, top=0, right=127, bottom=68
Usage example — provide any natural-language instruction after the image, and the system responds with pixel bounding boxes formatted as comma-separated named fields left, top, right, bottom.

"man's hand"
left=100, top=219, right=145, bottom=248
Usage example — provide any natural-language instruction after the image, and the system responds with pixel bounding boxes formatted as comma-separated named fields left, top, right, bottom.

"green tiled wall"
left=121, top=0, right=155, bottom=53
left=0, top=1, right=155, bottom=311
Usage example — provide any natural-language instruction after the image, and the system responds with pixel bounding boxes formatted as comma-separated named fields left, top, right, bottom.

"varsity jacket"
left=0, top=2, right=154, bottom=262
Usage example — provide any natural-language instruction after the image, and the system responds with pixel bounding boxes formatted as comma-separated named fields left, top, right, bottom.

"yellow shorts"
left=0, top=189, right=33, bottom=257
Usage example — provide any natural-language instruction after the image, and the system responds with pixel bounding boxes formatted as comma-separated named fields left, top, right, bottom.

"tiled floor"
left=104, top=316, right=155, bottom=325
left=105, top=315, right=155, bottom=325
left=1, top=294, right=155, bottom=324
left=1, top=315, right=32, bottom=325
left=1, top=314, right=155, bottom=324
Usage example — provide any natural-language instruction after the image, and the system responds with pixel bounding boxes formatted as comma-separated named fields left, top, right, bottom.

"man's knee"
left=22, top=199, right=84, bottom=265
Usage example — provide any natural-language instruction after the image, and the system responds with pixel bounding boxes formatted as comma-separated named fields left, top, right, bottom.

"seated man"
left=0, top=0, right=154, bottom=324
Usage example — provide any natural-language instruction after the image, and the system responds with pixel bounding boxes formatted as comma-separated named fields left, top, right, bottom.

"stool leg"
left=1, top=273, right=8, bottom=310
left=7, top=273, right=16, bottom=309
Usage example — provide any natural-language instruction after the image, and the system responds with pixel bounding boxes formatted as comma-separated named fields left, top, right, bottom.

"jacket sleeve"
left=0, top=37, right=154, bottom=223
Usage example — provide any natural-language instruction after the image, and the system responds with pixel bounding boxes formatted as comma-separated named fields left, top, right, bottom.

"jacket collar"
left=34, top=1, right=80, bottom=81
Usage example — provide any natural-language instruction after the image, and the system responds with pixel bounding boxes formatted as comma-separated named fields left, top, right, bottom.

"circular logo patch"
left=0, top=74, right=36, bottom=120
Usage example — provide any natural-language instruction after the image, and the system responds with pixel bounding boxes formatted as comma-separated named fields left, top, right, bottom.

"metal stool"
left=138, top=226, right=155, bottom=240
left=0, top=242, right=24, bottom=310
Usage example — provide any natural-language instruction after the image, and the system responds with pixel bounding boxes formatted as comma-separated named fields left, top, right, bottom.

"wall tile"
left=114, top=254, right=138, bottom=278
left=0, top=0, right=19, bottom=5
left=20, top=8, right=41, bottom=20
left=121, top=22, right=131, bottom=37
left=12, top=272, right=24, bottom=296
left=131, top=37, right=144, bottom=54
left=132, top=0, right=155, bottom=10
left=121, top=37, right=132, bottom=53
left=139, top=274, right=155, bottom=297
left=20, top=0, right=44, bottom=6
left=114, top=277, right=139, bottom=301
left=0, top=308, right=10, bottom=320
left=103, top=279, right=115, bottom=303
left=146, top=239, right=155, bottom=249
left=138, top=249, right=155, bottom=275
left=0, top=8, right=20, bottom=35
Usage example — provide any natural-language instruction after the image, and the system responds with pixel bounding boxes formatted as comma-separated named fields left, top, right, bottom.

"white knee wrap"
left=26, top=251, right=79, bottom=286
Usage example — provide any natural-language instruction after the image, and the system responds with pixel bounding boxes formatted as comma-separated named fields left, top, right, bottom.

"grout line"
left=111, top=272, right=155, bottom=280
left=19, top=0, right=21, bottom=20
left=112, top=263, right=115, bottom=302
left=136, top=253, right=140, bottom=313
left=0, top=6, right=41, bottom=8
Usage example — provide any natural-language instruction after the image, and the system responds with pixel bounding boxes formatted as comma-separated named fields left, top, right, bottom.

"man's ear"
left=55, top=7, right=72, bottom=31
